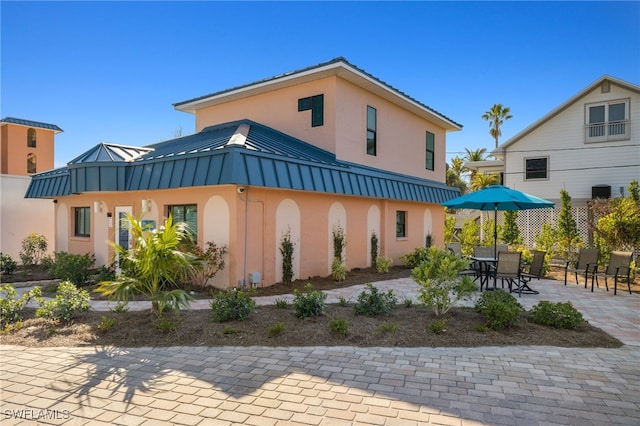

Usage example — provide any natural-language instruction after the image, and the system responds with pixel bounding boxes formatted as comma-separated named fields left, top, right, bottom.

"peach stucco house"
left=26, top=58, right=462, bottom=288
left=1, top=117, right=62, bottom=261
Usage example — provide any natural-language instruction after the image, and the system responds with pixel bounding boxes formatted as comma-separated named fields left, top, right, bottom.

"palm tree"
left=470, top=172, right=500, bottom=192
left=482, top=104, right=513, bottom=148
left=446, top=156, right=468, bottom=194
left=463, top=148, right=488, bottom=186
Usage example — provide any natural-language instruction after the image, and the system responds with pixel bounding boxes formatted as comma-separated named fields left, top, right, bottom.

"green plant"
left=110, top=301, right=129, bottom=313
left=403, top=298, right=413, bottom=308
left=268, top=322, right=284, bottom=337
left=0, top=253, right=17, bottom=275
left=528, top=301, right=585, bottom=329
left=332, top=225, right=346, bottom=261
left=280, top=230, right=295, bottom=283
left=223, top=326, right=237, bottom=335
left=377, top=322, right=398, bottom=335
left=155, top=315, right=180, bottom=333
left=558, top=189, right=581, bottom=259
left=412, top=247, right=477, bottom=316
left=47, top=251, right=96, bottom=286
left=429, top=318, right=449, bottom=334
left=474, top=324, right=488, bottom=332
left=96, top=214, right=199, bottom=317
left=210, top=288, right=256, bottom=322
left=97, top=316, right=116, bottom=332
left=94, top=265, right=116, bottom=283
left=474, top=290, right=524, bottom=330
left=375, top=256, right=392, bottom=273
left=274, top=298, right=288, bottom=309
left=400, top=247, right=429, bottom=268
left=33, top=281, right=90, bottom=323
left=292, top=284, right=327, bottom=318
left=1, top=284, right=36, bottom=328
left=353, top=283, right=397, bottom=317
left=502, top=211, right=522, bottom=246
left=19, top=233, right=48, bottom=266
left=338, top=296, right=349, bottom=307
left=331, top=257, right=347, bottom=281
left=370, top=231, right=379, bottom=269
left=459, top=218, right=481, bottom=256
left=328, top=319, right=348, bottom=336
left=425, top=234, right=433, bottom=248
left=179, top=240, right=228, bottom=288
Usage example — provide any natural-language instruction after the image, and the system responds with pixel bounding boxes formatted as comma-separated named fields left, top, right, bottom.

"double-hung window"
left=524, top=157, right=548, bottom=180
left=586, top=99, right=629, bottom=142
left=425, top=131, right=435, bottom=171
left=74, top=207, right=91, bottom=237
left=366, top=106, right=377, bottom=156
left=169, top=204, right=198, bottom=240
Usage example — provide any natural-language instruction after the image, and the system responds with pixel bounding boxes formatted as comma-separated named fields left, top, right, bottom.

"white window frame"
left=585, top=98, right=630, bottom=143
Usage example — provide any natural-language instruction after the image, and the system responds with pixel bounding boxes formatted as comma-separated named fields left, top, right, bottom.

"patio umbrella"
left=442, top=185, right=555, bottom=258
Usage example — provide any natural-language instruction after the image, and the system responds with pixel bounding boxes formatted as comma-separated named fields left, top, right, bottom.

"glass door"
left=114, top=206, right=132, bottom=272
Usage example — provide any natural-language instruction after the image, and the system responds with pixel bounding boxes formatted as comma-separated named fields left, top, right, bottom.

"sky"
left=2, top=1, right=639, bottom=169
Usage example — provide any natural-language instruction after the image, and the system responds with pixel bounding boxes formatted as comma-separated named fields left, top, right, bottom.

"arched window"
left=27, top=128, right=37, bottom=147
left=27, top=153, right=36, bottom=174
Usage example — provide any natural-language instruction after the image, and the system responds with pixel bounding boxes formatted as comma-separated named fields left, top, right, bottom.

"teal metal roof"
left=69, top=143, right=153, bottom=164
left=0, top=117, right=63, bottom=132
left=25, top=119, right=460, bottom=204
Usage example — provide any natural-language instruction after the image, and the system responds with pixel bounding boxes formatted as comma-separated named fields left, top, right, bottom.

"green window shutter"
left=425, top=132, right=435, bottom=170
left=311, top=94, right=324, bottom=127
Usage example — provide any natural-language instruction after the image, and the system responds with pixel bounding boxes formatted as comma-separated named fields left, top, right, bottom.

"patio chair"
left=446, top=243, right=463, bottom=257
left=521, top=250, right=546, bottom=282
left=564, top=248, right=599, bottom=287
left=489, top=251, right=526, bottom=296
left=590, top=251, right=633, bottom=295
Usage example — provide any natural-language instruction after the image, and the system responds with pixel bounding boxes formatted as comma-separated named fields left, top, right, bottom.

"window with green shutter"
left=367, top=106, right=377, bottom=156
left=425, top=131, right=435, bottom=171
left=298, top=94, right=324, bottom=127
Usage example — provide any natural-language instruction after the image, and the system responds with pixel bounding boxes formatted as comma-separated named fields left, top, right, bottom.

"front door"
left=114, top=206, right=133, bottom=272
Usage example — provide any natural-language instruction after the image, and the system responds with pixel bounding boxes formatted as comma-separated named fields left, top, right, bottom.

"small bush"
left=400, top=247, right=430, bottom=268
left=33, top=281, right=91, bottom=323
left=274, top=298, right=288, bottom=309
left=429, top=318, right=449, bottom=335
left=375, top=256, right=393, bottom=273
left=1, top=284, right=35, bottom=328
left=403, top=298, right=413, bottom=308
left=223, top=326, right=237, bottom=335
left=94, top=265, right=116, bottom=283
left=210, top=288, right=256, bottom=322
left=97, top=316, right=116, bottom=332
left=338, top=296, right=349, bottom=307
left=268, top=322, right=284, bottom=337
left=529, top=301, right=585, bottom=329
left=155, top=315, right=179, bottom=333
left=292, top=284, right=327, bottom=318
left=331, top=257, right=347, bottom=281
left=19, top=233, right=48, bottom=266
left=353, top=283, right=397, bottom=317
left=47, top=252, right=96, bottom=286
left=474, top=290, right=524, bottom=330
left=0, top=253, right=18, bottom=275
left=377, top=322, right=398, bottom=335
left=328, top=319, right=348, bottom=336
left=110, top=301, right=129, bottom=314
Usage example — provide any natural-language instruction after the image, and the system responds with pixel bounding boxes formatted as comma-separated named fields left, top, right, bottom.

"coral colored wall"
left=0, top=124, right=55, bottom=176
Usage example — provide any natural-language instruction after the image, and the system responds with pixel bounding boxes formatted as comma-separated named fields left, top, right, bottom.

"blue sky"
left=2, top=1, right=639, bottom=169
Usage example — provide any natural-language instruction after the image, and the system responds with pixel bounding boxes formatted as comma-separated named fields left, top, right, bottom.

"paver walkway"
left=1, top=278, right=639, bottom=425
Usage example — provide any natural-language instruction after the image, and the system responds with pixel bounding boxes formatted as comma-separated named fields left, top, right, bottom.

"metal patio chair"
left=591, top=251, right=633, bottom=295
left=564, top=248, right=599, bottom=287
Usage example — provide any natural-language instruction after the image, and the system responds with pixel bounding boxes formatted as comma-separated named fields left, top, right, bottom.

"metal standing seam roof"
left=0, top=117, right=64, bottom=133
left=25, top=119, right=460, bottom=203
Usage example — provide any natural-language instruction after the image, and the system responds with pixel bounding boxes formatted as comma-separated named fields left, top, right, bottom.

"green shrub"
left=331, top=257, right=347, bottom=281
left=210, top=288, right=256, bottom=322
left=429, top=318, right=449, bottom=335
left=353, top=283, right=397, bottom=317
left=280, top=230, right=294, bottom=283
left=268, top=322, right=284, bottom=337
left=292, top=284, right=327, bottom=318
left=403, top=298, right=413, bottom=308
left=528, top=301, right=585, bottom=329
left=110, top=301, right=129, bottom=313
left=19, top=233, right=48, bottom=266
left=0, top=253, right=17, bottom=275
left=375, top=256, right=393, bottom=273
left=155, top=315, right=180, bottom=333
left=474, top=290, right=524, bottom=330
left=377, top=322, right=398, bottom=335
left=179, top=240, right=228, bottom=288
left=412, top=247, right=477, bottom=316
left=97, top=316, right=116, bottom=332
left=33, top=281, right=91, bottom=323
left=370, top=231, right=379, bottom=269
left=338, top=296, right=349, bottom=307
left=400, top=247, right=430, bottom=268
left=47, top=252, right=96, bottom=286
left=1, top=284, right=36, bottom=328
left=328, top=319, right=348, bottom=336
left=223, top=326, right=237, bottom=335
left=274, top=298, right=288, bottom=309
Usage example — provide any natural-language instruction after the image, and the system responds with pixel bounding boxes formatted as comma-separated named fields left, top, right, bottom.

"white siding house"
left=494, top=75, right=640, bottom=206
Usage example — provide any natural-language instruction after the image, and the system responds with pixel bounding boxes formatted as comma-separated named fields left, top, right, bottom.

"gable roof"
left=174, top=57, right=462, bottom=132
left=25, top=119, right=460, bottom=204
left=493, top=75, right=640, bottom=155
left=0, top=117, right=63, bottom=133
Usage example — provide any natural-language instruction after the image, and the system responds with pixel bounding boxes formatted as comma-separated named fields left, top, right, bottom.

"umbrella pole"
left=494, top=206, right=498, bottom=259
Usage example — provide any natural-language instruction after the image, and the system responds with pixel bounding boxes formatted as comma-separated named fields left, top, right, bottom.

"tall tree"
left=463, top=148, right=488, bottom=186
left=557, top=189, right=581, bottom=259
left=446, top=156, right=468, bottom=194
left=482, top=104, right=513, bottom=148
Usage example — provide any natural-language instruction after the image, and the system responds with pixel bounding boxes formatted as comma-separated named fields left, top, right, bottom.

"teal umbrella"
left=442, top=185, right=555, bottom=258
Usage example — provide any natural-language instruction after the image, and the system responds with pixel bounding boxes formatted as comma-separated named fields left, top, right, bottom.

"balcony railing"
left=585, top=120, right=630, bottom=142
